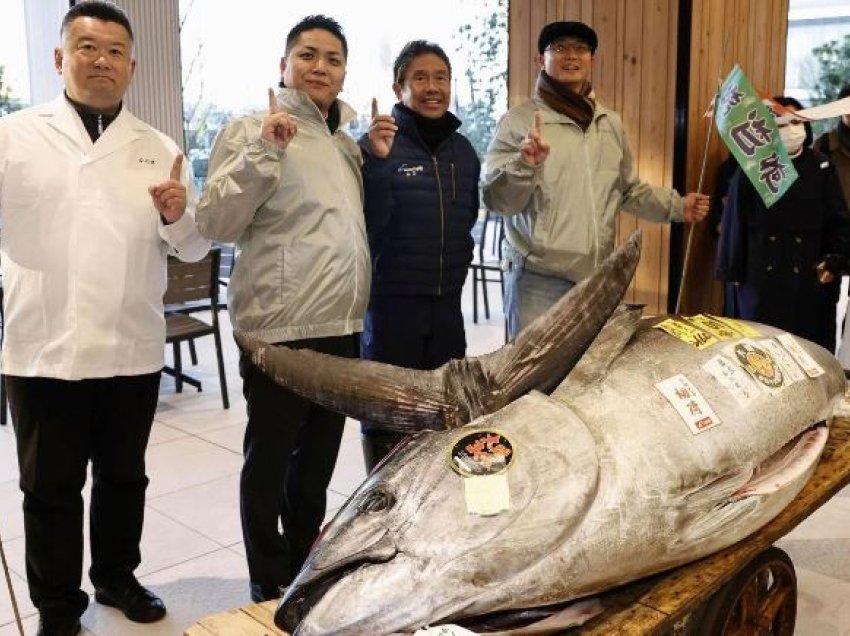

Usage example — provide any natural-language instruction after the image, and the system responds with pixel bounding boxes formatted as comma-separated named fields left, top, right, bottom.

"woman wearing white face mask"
left=715, top=96, right=850, bottom=352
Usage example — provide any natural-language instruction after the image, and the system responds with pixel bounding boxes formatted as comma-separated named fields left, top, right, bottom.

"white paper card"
left=463, top=473, right=510, bottom=516
left=655, top=374, right=721, bottom=434
left=776, top=333, right=825, bottom=378
left=759, top=338, right=806, bottom=384
left=703, top=354, right=763, bottom=407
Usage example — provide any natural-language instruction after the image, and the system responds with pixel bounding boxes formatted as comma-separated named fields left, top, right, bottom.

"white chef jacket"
left=0, top=95, right=210, bottom=380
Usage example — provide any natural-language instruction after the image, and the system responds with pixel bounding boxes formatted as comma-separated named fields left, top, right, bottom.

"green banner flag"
left=714, top=65, right=797, bottom=208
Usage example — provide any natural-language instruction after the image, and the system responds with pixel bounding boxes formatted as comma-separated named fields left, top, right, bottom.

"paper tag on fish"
left=653, top=318, right=718, bottom=350
left=776, top=333, right=825, bottom=378
left=686, top=314, right=741, bottom=340
left=703, top=354, right=763, bottom=406
left=758, top=338, right=806, bottom=385
left=726, top=340, right=785, bottom=394
left=714, top=316, right=762, bottom=338
left=655, top=374, right=720, bottom=434
left=463, top=473, right=511, bottom=516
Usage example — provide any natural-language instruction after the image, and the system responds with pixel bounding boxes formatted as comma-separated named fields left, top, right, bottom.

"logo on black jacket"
left=397, top=163, right=424, bottom=177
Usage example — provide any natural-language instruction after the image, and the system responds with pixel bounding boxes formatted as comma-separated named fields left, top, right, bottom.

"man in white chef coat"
left=0, top=2, right=208, bottom=634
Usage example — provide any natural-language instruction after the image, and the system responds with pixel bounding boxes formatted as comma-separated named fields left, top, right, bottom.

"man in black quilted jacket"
left=359, top=40, right=481, bottom=471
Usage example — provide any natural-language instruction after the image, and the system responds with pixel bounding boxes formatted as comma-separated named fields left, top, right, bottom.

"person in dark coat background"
left=708, top=155, right=740, bottom=317
left=359, top=40, right=481, bottom=471
left=715, top=96, right=850, bottom=352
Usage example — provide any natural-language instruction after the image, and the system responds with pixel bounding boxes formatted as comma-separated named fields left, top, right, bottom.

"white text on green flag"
left=714, top=65, right=797, bottom=208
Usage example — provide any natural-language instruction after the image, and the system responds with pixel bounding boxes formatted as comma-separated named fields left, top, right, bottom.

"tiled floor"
left=1, top=276, right=849, bottom=635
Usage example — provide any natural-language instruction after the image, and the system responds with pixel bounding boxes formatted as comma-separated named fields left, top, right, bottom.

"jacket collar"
left=391, top=103, right=461, bottom=134
left=44, top=94, right=146, bottom=161
left=277, top=88, right=356, bottom=133
left=532, top=94, right=607, bottom=127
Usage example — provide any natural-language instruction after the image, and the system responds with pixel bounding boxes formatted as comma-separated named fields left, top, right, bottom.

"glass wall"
left=0, top=0, right=31, bottom=115
left=786, top=0, right=850, bottom=138
left=179, top=0, right=507, bottom=190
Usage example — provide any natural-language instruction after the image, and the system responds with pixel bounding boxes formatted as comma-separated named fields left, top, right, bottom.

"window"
left=179, top=0, right=507, bottom=190
left=786, top=0, right=850, bottom=136
left=0, top=0, right=30, bottom=115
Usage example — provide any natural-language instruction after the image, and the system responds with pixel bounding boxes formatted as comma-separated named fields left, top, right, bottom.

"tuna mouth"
left=275, top=553, right=398, bottom=633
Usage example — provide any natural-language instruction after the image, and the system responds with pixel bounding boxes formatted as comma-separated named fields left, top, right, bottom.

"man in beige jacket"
left=484, top=20, right=709, bottom=338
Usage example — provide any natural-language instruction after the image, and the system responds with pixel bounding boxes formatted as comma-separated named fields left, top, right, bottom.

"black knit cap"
left=538, top=21, right=598, bottom=54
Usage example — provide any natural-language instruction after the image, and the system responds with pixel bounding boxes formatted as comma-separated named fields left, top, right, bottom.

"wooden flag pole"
left=675, top=82, right=722, bottom=316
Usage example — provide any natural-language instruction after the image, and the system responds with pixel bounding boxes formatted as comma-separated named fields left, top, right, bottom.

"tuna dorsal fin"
left=474, top=231, right=642, bottom=407
left=551, top=304, right=642, bottom=400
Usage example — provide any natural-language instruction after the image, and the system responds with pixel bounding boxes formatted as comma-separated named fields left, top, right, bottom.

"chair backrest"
left=164, top=247, right=221, bottom=306
left=477, top=209, right=505, bottom=261
left=214, top=241, right=236, bottom=282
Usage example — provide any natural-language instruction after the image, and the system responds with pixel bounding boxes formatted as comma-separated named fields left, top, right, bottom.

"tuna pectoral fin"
left=477, top=230, right=642, bottom=402
left=234, top=335, right=458, bottom=432
left=730, top=425, right=829, bottom=499
left=678, top=426, right=828, bottom=546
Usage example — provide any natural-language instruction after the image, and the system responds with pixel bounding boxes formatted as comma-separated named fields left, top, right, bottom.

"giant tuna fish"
left=237, top=232, right=845, bottom=635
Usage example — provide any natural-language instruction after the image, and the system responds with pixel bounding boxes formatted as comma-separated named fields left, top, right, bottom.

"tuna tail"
left=235, top=230, right=642, bottom=432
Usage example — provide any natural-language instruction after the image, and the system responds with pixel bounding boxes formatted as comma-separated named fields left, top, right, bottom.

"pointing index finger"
left=170, top=153, right=183, bottom=181
left=268, top=88, right=278, bottom=114
left=371, top=97, right=378, bottom=119
left=533, top=111, right=543, bottom=136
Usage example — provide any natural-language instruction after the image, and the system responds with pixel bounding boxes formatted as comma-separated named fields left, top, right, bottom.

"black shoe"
left=249, top=581, right=285, bottom=603
left=36, top=616, right=81, bottom=636
left=94, top=577, right=166, bottom=623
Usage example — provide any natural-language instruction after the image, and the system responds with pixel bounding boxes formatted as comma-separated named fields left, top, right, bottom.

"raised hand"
left=367, top=97, right=397, bottom=159
left=261, top=88, right=298, bottom=149
left=149, top=153, right=187, bottom=224
left=519, top=111, right=550, bottom=166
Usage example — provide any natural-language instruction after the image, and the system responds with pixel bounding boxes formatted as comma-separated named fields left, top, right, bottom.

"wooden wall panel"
left=507, top=0, right=678, bottom=314
left=678, top=0, right=789, bottom=314
left=507, top=0, right=790, bottom=315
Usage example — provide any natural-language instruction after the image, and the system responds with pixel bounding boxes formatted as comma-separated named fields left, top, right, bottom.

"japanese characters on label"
left=685, top=314, right=741, bottom=340
left=654, top=318, right=718, bottom=350
left=758, top=338, right=806, bottom=385
left=703, top=354, right=763, bottom=407
left=715, top=316, right=762, bottom=338
left=776, top=333, right=825, bottom=378
left=449, top=431, right=514, bottom=477
left=655, top=374, right=721, bottom=435
left=728, top=340, right=785, bottom=394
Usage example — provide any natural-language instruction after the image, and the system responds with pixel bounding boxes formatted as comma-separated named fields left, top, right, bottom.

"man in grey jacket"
left=195, top=15, right=369, bottom=603
left=484, top=21, right=709, bottom=339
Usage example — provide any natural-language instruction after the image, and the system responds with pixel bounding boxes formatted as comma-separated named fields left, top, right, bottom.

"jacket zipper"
left=433, top=155, right=446, bottom=296
left=582, top=131, right=600, bottom=269
left=330, top=129, right=361, bottom=326
left=451, top=163, right=456, bottom=201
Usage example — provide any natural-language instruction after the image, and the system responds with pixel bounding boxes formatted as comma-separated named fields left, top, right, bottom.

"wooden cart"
left=185, top=417, right=850, bottom=636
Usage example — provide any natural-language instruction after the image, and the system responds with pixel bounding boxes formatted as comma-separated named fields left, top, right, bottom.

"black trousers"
left=360, top=293, right=466, bottom=471
left=6, top=372, right=160, bottom=621
left=239, top=334, right=356, bottom=593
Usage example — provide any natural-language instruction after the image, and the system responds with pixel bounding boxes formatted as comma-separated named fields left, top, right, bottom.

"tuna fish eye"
left=358, top=490, right=394, bottom=513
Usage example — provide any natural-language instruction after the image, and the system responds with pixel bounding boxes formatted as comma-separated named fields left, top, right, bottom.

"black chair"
left=216, top=241, right=236, bottom=293
left=469, top=208, right=505, bottom=323
left=163, top=248, right=230, bottom=409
